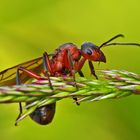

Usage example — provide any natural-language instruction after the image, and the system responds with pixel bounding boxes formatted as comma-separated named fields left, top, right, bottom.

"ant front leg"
left=74, top=57, right=86, bottom=73
left=74, top=58, right=98, bottom=79
left=15, top=66, right=43, bottom=126
left=78, top=70, right=84, bottom=77
left=88, top=61, right=98, bottom=79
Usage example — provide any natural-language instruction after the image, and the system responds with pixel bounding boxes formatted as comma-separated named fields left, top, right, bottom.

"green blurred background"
left=0, top=0, right=140, bottom=140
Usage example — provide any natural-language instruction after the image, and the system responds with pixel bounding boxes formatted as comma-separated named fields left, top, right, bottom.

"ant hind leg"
left=15, top=66, right=44, bottom=125
left=15, top=69, right=23, bottom=126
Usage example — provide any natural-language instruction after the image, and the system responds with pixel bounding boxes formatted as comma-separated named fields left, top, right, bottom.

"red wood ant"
left=0, top=34, right=139, bottom=125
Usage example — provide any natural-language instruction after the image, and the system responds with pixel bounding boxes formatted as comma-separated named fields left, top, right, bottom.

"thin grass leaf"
left=0, top=69, right=139, bottom=124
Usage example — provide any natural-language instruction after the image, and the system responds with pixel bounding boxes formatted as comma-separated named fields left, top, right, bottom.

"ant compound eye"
left=86, top=49, right=92, bottom=55
left=81, top=42, right=97, bottom=55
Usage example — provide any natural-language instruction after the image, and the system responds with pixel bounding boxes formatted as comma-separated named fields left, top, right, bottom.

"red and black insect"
left=0, top=34, right=139, bottom=125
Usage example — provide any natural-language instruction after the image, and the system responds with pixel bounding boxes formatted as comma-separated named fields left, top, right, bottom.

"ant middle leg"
left=43, top=52, right=54, bottom=90
left=42, top=52, right=56, bottom=111
left=65, top=50, right=80, bottom=105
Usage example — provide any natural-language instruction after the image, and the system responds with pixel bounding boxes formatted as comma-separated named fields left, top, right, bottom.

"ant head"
left=81, top=42, right=106, bottom=63
left=80, top=34, right=140, bottom=63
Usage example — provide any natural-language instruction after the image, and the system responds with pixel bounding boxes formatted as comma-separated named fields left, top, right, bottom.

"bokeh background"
left=0, top=0, right=140, bottom=140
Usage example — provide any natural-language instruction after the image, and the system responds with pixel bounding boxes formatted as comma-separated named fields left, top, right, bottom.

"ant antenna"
left=100, top=42, right=140, bottom=47
left=99, top=34, right=140, bottom=48
left=99, top=34, right=124, bottom=49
